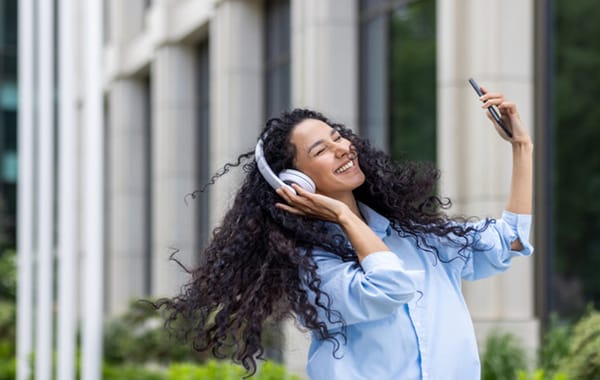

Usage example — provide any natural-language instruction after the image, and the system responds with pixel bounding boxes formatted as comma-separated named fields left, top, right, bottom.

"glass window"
left=0, top=0, right=18, bottom=249
left=0, top=81, right=18, bottom=111
left=143, top=77, right=152, bottom=296
left=1, top=0, right=18, bottom=46
left=264, top=0, right=291, bottom=119
left=550, top=0, right=600, bottom=319
left=359, top=0, right=436, bottom=163
left=196, top=41, right=210, bottom=253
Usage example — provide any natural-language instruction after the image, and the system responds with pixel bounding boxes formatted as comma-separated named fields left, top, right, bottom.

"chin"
left=351, top=174, right=366, bottom=190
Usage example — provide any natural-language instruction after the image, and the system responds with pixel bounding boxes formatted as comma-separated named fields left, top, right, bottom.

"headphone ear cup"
left=278, top=169, right=316, bottom=193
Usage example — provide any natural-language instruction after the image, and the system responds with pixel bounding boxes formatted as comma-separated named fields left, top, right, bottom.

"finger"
left=480, top=90, right=502, bottom=98
left=291, top=183, right=314, bottom=198
left=493, top=122, right=512, bottom=140
left=498, top=101, right=518, bottom=115
left=276, top=187, right=294, bottom=204
left=481, top=101, right=504, bottom=110
left=275, top=202, right=306, bottom=216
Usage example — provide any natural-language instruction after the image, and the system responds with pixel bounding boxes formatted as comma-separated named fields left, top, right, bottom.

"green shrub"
left=101, top=360, right=299, bottom=380
left=256, top=360, right=301, bottom=380
left=0, top=357, right=16, bottom=380
left=482, top=330, right=528, bottom=380
left=103, top=363, right=166, bottom=380
left=167, top=360, right=300, bottom=380
left=0, top=251, right=16, bottom=359
left=538, top=314, right=572, bottom=376
left=103, top=300, right=207, bottom=365
left=0, top=250, right=16, bottom=301
left=557, top=309, right=600, bottom=379
left=168, top=361, right=245, bottom=380
left=516, top=369, right=568, bottom=380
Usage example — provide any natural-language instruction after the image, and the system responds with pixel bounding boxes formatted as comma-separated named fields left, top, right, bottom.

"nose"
left=333, top=139, right=351, bottom=158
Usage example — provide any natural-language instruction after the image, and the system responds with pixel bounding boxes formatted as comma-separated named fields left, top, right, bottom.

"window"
left=264, top=0, right=291, bottom=119
left=359, top=0, right=436, bottom=163
left=549, top=0, right=600, bottom=319
left=196, top=41, right=210, bottom=253
left=143, top=77, right=152, bottom=296
left=0, top=0, right=18, bottom=247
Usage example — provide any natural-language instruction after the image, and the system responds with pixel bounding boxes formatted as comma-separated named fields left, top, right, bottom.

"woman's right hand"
left=275, top=184, right=350, bottom=223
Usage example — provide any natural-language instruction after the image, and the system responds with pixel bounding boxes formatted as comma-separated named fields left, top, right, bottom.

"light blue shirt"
left=304, top=203, right=533, bottom=380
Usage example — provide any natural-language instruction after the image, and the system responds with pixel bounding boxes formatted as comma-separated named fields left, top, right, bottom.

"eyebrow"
left=307, top=129, right=338, bottom=155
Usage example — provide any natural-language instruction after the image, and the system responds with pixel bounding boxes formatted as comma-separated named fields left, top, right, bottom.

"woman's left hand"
left=479, top=87, right=532, bottom=145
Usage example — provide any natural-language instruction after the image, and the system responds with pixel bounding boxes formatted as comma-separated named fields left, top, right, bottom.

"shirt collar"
left=358, top=202, right=392, bottom=239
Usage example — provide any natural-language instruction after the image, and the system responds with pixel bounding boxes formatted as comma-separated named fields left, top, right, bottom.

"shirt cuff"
left=501, top=210, right=534, bottom=256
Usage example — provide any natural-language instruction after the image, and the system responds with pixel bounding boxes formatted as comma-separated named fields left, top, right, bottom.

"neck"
left=335, top=192, right=363, bottom=222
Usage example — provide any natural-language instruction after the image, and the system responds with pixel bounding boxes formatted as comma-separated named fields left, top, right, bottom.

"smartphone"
left=468, top=78, right=513, bottom=138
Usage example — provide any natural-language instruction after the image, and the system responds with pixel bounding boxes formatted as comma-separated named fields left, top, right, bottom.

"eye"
left=315, top=148, right=325, bottom=156
left=333, top=133, right=343, bottom=142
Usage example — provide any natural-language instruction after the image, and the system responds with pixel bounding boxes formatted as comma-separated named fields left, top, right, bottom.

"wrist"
left=511, top=139, right=533, bottom=153
left=336, top=206, right=358, bottom=227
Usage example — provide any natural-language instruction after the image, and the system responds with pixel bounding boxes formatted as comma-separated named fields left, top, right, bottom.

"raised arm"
left=479, top=88, right=533, bottom=214
left=479, top=89, right=533, bottom=250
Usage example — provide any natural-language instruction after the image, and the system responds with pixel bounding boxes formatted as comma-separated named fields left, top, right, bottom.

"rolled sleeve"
left=309, top=250, right=417, bottom=328
left=462, top=211, right=534, bottom=281
left=500, top=210, right=534, bottom=256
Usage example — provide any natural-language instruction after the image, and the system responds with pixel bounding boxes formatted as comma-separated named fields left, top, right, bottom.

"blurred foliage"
left=516, top=369, right=567, bottom=380
left=0, top=251, right=16, bottom=360
left=0, top=249, right=16, bottom=302
left=389, top=0, right=436, bottom=163
left=556, top=308, right=600, bottom=379
left=104, top=299, right=284, bottom=366
left=482, top=309, right=600, bottom=380
left=102, top=363, right=167, bottom=380
left=553, top=0, right=600, bottom=316
left=0, top=358, right=15, bottom=380
left=101, top=360, right=301, bottom=380
left=103, top=300, right=209, bottom=365
left=481, top=330, right=528, bottom=380
left=538, top=314, right=572, bottom=376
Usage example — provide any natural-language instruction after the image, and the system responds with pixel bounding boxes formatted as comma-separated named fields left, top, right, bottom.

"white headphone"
left=255, top=138, right=316, bottom=194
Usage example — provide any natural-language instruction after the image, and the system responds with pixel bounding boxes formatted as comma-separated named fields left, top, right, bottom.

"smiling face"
left=290, top=118, right=365, bottom=198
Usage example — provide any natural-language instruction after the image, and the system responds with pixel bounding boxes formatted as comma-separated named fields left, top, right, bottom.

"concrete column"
left=109, top=0, right=145, bottom=42
left=437, top=0, right=537, bottom=352
left=291, top=0, right=358, bottom=129
left=209, top=0, right=264, bottom=226
left=151, top=45, right=199, bottom=296
left=107, top=80, right=150, bottom=313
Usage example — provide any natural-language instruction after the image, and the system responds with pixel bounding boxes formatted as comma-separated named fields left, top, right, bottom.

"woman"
left=157, top=88, right=533, bottom=379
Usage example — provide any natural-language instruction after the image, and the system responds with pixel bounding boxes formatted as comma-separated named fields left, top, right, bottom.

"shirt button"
left=415, top=321, right=421, bottom=328
left=423, top=371, right=429, bottom=378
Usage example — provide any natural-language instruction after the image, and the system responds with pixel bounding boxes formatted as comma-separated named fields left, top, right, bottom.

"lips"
left=334, top=150, right=358, bottom=175
left=335, top=160, right=355, bottom=174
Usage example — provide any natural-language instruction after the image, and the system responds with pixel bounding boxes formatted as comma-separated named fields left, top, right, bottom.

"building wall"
left=99, top=0, right=537, bottom=376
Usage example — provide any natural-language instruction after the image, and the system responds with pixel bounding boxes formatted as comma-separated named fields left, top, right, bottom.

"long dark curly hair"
left=153, top=108, right=491, bottom=376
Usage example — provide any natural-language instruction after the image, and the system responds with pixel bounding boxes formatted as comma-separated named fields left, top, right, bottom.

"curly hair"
left=153, top=108, right=491, bottom=376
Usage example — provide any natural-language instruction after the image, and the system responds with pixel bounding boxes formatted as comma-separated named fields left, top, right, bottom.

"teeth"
left=335, top=161, right=354, bottom=174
